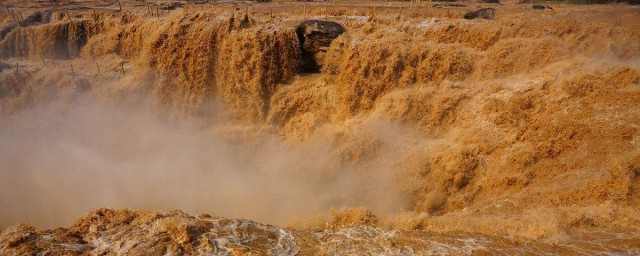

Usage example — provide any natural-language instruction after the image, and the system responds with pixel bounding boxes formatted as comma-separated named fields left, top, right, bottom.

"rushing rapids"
left=1, top=0, right=640, bottom=254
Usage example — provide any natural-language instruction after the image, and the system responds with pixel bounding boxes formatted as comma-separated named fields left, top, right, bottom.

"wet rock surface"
left=433, top=3, right=467, bottom=7
left=159, top=1, right=184, bottom=10
left=296, top=20, right=346, bottom=73
left=464, top=8, right=497, bottom=20
left=0, top=61, right=9, bottom=72
left=532, top=4, right=553, bottom=10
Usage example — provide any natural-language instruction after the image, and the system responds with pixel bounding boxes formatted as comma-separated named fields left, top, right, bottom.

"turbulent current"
left=0, top=0, right=639, bottom=254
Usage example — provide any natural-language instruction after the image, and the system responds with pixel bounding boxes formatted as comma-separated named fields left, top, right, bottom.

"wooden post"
left=325, top=4, right=328, bottom=20
left=399, top=2, right=402, bottom=19
left=118, top=1, right=123, bottom=12
left=65, top=10, right=72, bottom=22
left=93, top=10, right=97, bottom=21
left=70, top=64, right=75, bottom=78
left=15, top=62, right=19, bottom=73
left=303, top=5, right=306, bottom=19
left=156, top=6, right=160, bottom=18
left=373, top=5, right=376, bottom=17
left=270, top=7, right=273, bottom=22
left=121, top=63, right=125, bottom=76
left=7, top=8, right=14, bottom=23
left=11, top=10, right=18, bottom=23
left=12, top=10, right=17, bottom=23
left=95, top=61, right=101, bottom=75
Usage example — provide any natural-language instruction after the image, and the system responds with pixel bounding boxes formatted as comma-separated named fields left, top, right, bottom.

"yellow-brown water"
left=1, top=1, right=639, bottom=254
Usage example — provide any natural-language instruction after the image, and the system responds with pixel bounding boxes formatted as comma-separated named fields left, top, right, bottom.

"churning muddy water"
left=1, top=0, right=639, bottom=254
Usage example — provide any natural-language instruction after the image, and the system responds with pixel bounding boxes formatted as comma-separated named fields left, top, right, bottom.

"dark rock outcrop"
left=532, top=5, right=553, bottom=10
left=433, top=3, right=466, bottom=7
left=463, top=8, right=496, bottom=20
left=296, top=20, right=346, bottom=73
left=0, top=61, right=9, bottom=70
left=159, top=2, right=184, bottom=10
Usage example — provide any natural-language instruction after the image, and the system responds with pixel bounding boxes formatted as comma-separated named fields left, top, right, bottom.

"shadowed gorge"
left=1, top=0, right=640, bottom=254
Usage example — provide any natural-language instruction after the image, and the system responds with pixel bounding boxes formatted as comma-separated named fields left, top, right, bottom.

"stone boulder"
left=296, top=20, right=346, bottom=73
left=159, top=2, right=184, bottom=10
left=0, top=61, right=10, bottom=72
left=433, top=3, right=466, bottom=7
left=463, top=8, right=496, bottom=20
left=532, top=4, right=553, bottom=10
